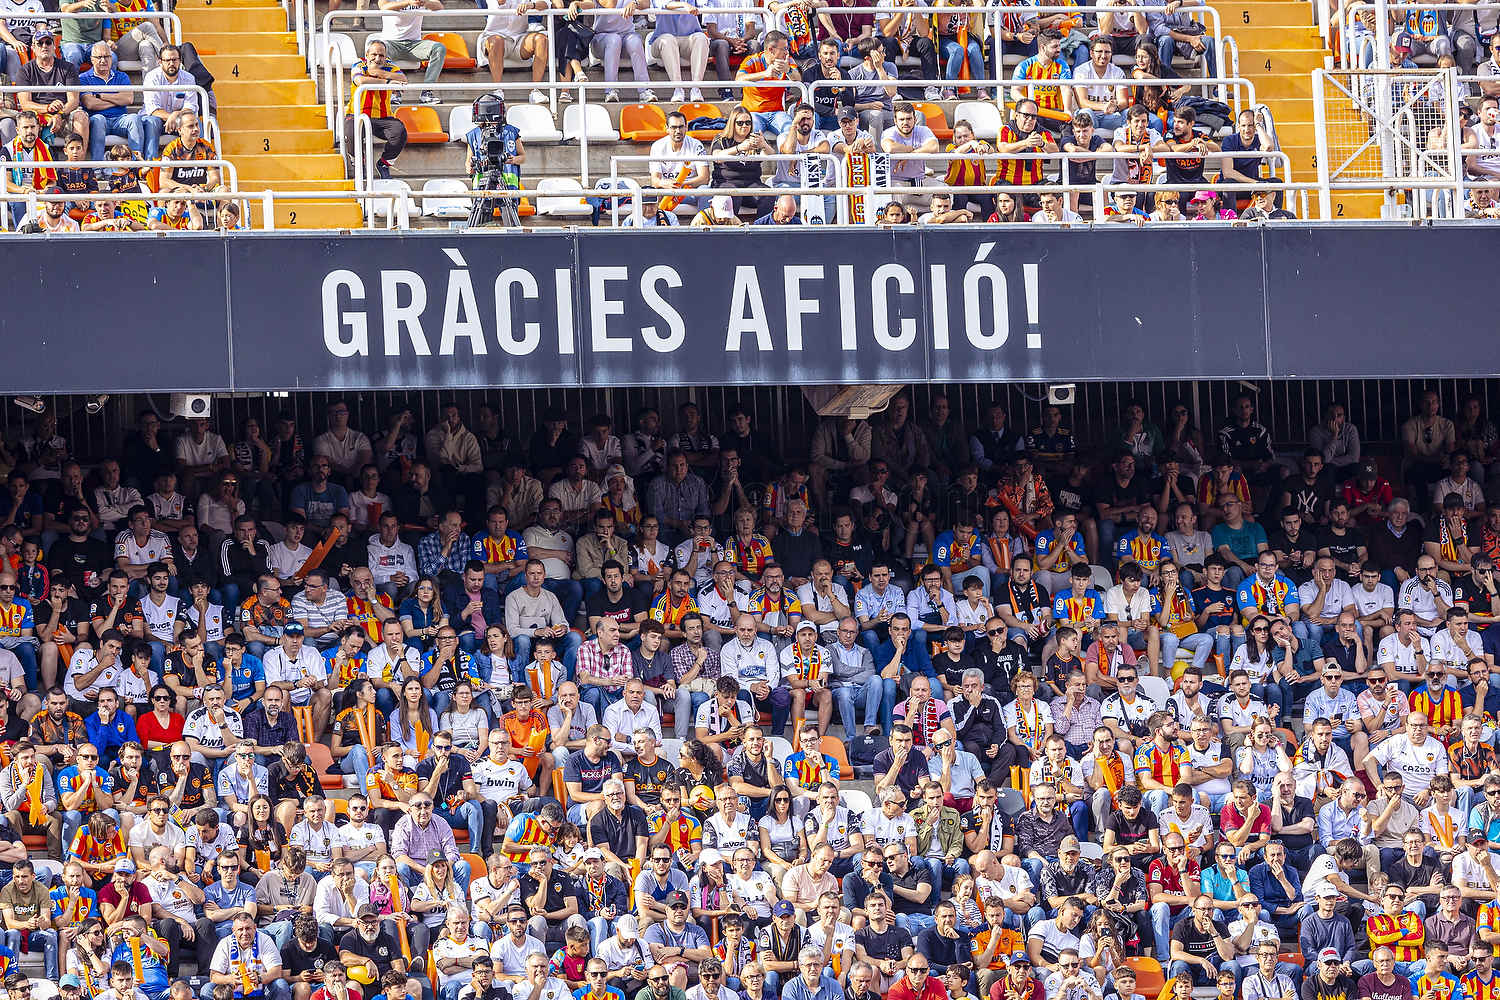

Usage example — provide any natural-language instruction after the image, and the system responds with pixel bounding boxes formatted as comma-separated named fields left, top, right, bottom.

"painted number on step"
left=1311, top=154, right=1317, bottom=167
left=1264, top=58, right=1272, bottom=70
left=233, top=64, right=240, bottom=76
left=289, top=210, right=298, bottom=225
left=1336, top=203, right=1344, bottom=216
left=263, top=138, right=271, bottom=151
left=1241, top=10, right=1249, bottom=21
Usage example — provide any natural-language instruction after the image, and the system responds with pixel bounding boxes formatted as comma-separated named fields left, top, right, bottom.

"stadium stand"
left=0, top=382, right=1499, bottom=1000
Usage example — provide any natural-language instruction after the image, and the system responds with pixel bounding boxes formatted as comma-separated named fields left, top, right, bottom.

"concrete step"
left=213, top=77, right=318, bottom=104
left=176, top=0, right=284, bottom=9
left=222, top=129, right=337, bottom=155
left=1228, top=24, right=1320, bottom=45
left=176, top=6, right=289, bottom=32
left=249, top=198, right=366, bottom=228
left=189, top=30, right=299, bottom=54
left=239, top=176, right=355, bottom=191
left=201, top=53, right=311, bottom=80
left=234, top=151, right=348, bottom=179
left=223, top=104, right=329, bottom=129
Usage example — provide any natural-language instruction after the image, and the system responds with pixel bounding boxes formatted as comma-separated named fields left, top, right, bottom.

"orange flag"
left=25, top=764, right=45, bottom=826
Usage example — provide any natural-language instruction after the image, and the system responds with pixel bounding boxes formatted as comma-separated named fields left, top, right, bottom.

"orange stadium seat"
left=679, top=102, right=724, bottom=140
left=621, top=103, right=668, bottom=141
left=1125, top=956, right=1166, bottom=997
left=913, top=102, right=953, bottom=140
left=396, top=106, right=449, bottom=143
left=462, top=852, right=488, bottom=881
left=306, top=742, right=345, bottom=790
left=423, top=32, right=477, bottom=71
left=821, top=734, right=851, bottom=776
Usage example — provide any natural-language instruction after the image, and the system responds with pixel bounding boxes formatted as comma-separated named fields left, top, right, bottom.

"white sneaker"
left=669, top=88, right=686, bottom=102
left=688, top=87, right=705, bottom=101
left=419, top=89, right=440, bottom=105
left=530, top=88, right=547, bottom=104
left=640, top=88, right=659, bottom=102
left=604, top=88, right=620, bottom=102
left=923, top=85, right=942, bottom=100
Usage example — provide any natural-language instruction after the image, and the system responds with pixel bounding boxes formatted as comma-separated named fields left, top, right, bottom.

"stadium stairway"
left=176, top=0, right=364, bottom=228
left=1232, top=0, right=1385, bottom=217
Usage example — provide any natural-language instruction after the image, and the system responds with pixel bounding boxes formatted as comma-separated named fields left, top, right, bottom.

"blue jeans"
left=1142, top=788, right=1170, bottom=815
left=833, top=676, right=890, bottom=736
left=1149, top=903, right=1191, bottom=964
left=582, top=683, right=623, bottom=718
left=88, top=111, right=163, bottom=160
left=939, top=36, right=985, bottom=84
left=1169, top=958, right=1239, bottom=987
left=895, top=911, right=936, bottom=936
left=751, top=110, right=792, bottom=138
left=1162, top=630, right=1214, bottom=671
left=1153, top=28, right=1217, bottom=76
left=4, top=928, right=57, bottom=979
left=674, top=686, right=711, bottom=739
left=436, top=798, right=497, bottom=856
left=340, top=745, right=373, bottom=790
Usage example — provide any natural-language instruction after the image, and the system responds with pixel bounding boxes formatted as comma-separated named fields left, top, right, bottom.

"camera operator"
left=464, top=92, right=526, bottom=226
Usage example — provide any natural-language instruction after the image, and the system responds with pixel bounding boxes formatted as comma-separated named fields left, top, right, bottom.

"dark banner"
left=5, top=239, right=232, bottom=393
left=0, top=224, right=1491, bottom=392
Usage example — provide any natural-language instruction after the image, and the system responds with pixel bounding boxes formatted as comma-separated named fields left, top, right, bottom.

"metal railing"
left=0, top=83, right=222, bottom=151
left=318, top=2, right=1226, bottom=122
left=349, top=77, right=811, bottom=222
left=802, top=73, right=1258, bottom=118
left=40, top=9, right=184, bottom=48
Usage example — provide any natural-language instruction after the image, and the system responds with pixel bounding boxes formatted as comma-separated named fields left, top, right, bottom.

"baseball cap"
left=710, top=195, right=735, bottom=220
left=581, top=847, right=604, bottom=861
left=772, top=900, right=795, bottom=917
left=666, top=889, right=690, bottom=908
left=356, top=903, right=380, bottom=919
left=31, top=28, right=52, bottom=42
left=115, top=859, right=136, bottom=874
left=1318, top=948, right=1341, bottom=964
left=284, top=620, right=305, bottom=635
left=1189, top=190, right=1217, bottom=204
left=1059, top=836, right=1081, bottom=854
left=617, top=915, right=639, bottom=939
left=837, top=107, right=858, bottom=121
left=795, top=620, right=818, bottom=634
left=699, top=848, right=723, bottom=867
left=1469, top=828, right=1487, bottom=844
left=1315, top=884, right=1340, bottom=899
left=1009, top=952, right=1031, bottom=966
left=59, top=977, right=82, bottom=991
left=427, top=848, right=449, bottom=864
left=1392, top=29, right=1413, bottom=50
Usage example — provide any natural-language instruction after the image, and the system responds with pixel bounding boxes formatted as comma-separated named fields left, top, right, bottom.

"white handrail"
left=803, top=73, right=1258, bottom=117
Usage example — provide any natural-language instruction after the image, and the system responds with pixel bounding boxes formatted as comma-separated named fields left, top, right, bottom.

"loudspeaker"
left=168, top=393, right=213, bottom=418
left=1047, top=384, right=1076, bottom=406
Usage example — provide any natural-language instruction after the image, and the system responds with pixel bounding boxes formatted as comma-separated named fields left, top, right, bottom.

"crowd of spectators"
left=0, top=388, right=1498, bottom=1000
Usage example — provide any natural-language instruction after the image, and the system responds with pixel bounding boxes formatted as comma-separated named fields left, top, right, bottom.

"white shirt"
left=336, top=820, right=388, bottom=858
left=695, top=581, right=750, bottom=631
left=367, top=642, right=423, bottom=685
left=727, top=871, right=776, bottom=919
left=1301, top=852, right=1339, bottom=900
left=172, top=428, right=224, bottom=466
left=1298, top=578, right=1356, bottom=620
left=138, top=592, right=181, bottom=643
left=489, top=933, right=546, bottom=975
left=367, top=536, right=419, bottom=585
left=266, top=541, right=314, bottom=581
left=262, top=643, right=329, bottom=705
left=1452, top=849, right=1497, bottom=894
left=719, top=636, right=781, bottom=687
left=1157, top=803, right=1213, bottom=851
left=649, top=133, right=708, bottom=182
left=312, top=873, right=370, bottom=927
left=209, top=931, right=282, bottom=978
left=64, top=647, right=150, bottom=703
left=1370, top=734, right=1449, bottom=793
left=602, top=700, right=662, bottom=752
left=473, top=757, right=533, bottom=808
left=1398, top=577, right=1453, bottom=634
left=1182, top=739, right=1232, bottom=798
left=1428, top=628, right=1481, bottom=677
left=795, top=582, right=851, bottom=639
left=290, top=819, right=337, bottom=866
left=182, top=601, right=226, bottom=643
left=1352, top=582, right=1396, bottom=617
left=115, top=528, right=173, bottom=567
left=129, top=819, right=188, bottom=855
left=184, top=706, right=245, bottom=751
left=1377, top=632, right=1431, bottom=680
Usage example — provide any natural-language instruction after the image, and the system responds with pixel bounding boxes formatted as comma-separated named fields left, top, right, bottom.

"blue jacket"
left=86, top=710, right=139, bottom=759
left=1248, top=861, right=1303, bottom=913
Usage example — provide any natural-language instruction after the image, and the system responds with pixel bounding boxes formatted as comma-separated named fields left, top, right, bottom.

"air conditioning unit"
left=168, top=393, right=213, bottom=418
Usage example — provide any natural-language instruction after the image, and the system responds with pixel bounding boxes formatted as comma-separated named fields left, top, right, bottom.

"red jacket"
left=888, top=976, right=949, bottom=1000
left=990, top=976, right=1046, bottom=1000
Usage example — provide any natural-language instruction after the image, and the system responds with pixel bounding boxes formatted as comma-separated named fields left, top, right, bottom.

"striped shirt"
left=348, top=59, right=399, bottom=117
